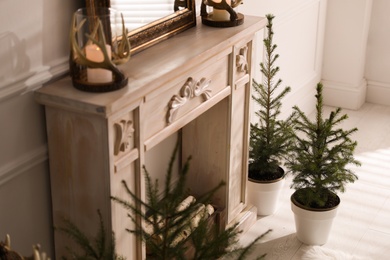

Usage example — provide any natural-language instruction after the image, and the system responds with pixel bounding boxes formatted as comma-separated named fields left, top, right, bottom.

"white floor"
left=238, top=103, right=390, bottom=260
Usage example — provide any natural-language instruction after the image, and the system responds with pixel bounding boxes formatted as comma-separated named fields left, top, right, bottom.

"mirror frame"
left=85, top=0, right=196, bottom=54
left=109, top=0, right=197, bottom=54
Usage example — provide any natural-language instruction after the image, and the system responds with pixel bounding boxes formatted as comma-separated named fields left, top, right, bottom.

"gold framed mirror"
left=85, top=0, right=196, bottom=54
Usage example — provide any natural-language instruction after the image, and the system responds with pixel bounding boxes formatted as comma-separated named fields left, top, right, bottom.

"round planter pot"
left=247, top=176, right=285, bottom=216
left=291, top=194, right=340, bottom=245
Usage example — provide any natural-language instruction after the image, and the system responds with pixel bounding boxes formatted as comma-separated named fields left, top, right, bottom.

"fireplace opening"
left=144, top=97, right=230, bottom=217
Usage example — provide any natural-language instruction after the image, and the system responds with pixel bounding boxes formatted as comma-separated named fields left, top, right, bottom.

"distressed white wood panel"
left=45, top=107, right=112, bottom=259
left=182, top=98, right=229, bottom=212
left=111, top=161, right=138, bottom=260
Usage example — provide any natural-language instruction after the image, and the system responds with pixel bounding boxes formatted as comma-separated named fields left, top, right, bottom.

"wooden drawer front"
left=143, top=56, right=229, bottom=144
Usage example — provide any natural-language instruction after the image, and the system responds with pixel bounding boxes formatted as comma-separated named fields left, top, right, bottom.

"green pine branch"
left=57, top=139, right=270, bottom=259
left=56, top=210, right=124, bottom=260
left=288, top=83, right=361, bottom=208
left=112, top=140, right=269, bottom=259
left=249, top=14, right=295, bottom=180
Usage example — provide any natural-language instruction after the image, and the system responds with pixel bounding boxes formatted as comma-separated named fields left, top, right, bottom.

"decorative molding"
left=0, top=145, right=48, bottom=186
left=114, top=148, right=139, bottom=173
left=236, top=46, right=249, bottom=73
left=275, top=0, right=321, bottom=26
left=114, top=119, right=134, bottom=156
left=167, top=77, right=212, bottom=123
left=0, top=58, right=68, bottom=102
left=0, top=71, right=34, bottom=102
left=322, top=79, right=367, bottom=110
left=250, top=0, right=325, bottom=97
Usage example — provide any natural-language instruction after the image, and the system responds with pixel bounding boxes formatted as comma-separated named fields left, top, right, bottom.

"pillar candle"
left=85, top=44, right=112, bottom=83
left=212, top=0, right=232, bottom=21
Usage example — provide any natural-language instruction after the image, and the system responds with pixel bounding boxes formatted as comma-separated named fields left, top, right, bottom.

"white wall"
left=365, top=0, right=390, bottom=106
left=315, top=0, right=390, bottom=109
left=321, top=0, right=373, bottom=110
left=237, top=0, right=328, bottom=119
left=0, top=0, right=81, bottom=256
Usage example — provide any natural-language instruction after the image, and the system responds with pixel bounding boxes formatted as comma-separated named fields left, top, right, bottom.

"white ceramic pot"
left=247, top=177, right=285, bottom=216
left=291, top=196, right=339, bottom=245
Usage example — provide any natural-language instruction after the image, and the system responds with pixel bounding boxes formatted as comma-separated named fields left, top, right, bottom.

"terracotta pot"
left=247, top=175, right=285, bottom=216
left=291, top=193, right=340, bottom=245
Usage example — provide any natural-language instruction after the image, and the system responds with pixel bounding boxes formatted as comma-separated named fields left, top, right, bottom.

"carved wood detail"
left=114, top=119, right=134, bottom=155
left=236, top=45, right=249, bottom=73
left=167, top=77, right=212, bottom=123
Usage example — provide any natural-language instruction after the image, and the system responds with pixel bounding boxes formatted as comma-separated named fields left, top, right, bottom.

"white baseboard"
left=0, top=146, right=48, bottom=186
left=366, top=80, right=390, bottom=106
left=321, top=79, right=367, bottom=110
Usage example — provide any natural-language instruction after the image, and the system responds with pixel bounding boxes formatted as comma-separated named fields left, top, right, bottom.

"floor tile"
left=353, top=229, right=390, bottom=259
left=370, top=197, right=390, bottom=234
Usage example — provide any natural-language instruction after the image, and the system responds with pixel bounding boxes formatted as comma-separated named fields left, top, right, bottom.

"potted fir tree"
left=58, top=141, right=270, bottom=259
left=112, top=141, right=269, bottom=260
left=248, top=14, right=295, bottom=215
left=287, top=83, right=361, bottom=245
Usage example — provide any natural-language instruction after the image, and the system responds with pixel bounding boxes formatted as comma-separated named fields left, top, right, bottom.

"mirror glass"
left=109, top=0, right=196, bottom=54
left=111, top=0, right=187, bottom=31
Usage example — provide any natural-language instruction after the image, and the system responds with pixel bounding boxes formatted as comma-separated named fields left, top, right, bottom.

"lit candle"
left=85, top=44, right=112, bottom=83
left=212, top=0, right=231, bottom=21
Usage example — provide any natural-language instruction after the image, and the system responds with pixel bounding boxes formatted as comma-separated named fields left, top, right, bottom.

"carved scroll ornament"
left=167, top=77, right=212, bottom=124
left=114, top=119, right=134, bottom=155
left=236, top=45, right=249, bottom=73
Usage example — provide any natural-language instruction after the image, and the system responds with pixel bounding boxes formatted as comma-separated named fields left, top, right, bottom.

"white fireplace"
left=35, top=15, right=266, bottom=259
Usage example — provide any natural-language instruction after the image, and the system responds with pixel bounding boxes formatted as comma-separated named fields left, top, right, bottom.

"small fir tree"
left=287, top=83, right=361, bottom=208
left=112, top=140, right=269, bottom=260
left=56, top=210, right=124, bottom=260
left=249, top=14, right=295, bottom=181
left=57, top=141, right=269, bottom=260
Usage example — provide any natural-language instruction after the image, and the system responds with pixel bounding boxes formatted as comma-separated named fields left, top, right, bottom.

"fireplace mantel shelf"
left=35, top=15, right=266, bottom=259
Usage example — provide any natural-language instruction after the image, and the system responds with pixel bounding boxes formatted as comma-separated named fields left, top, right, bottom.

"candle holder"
left=69, top=8, right=130, bottom=92
left=201, top=0, right=244, bottom=27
